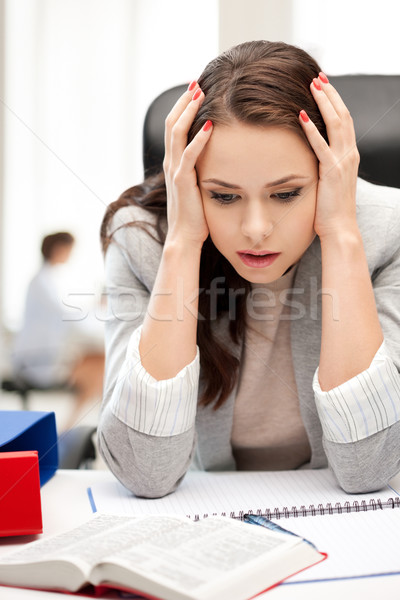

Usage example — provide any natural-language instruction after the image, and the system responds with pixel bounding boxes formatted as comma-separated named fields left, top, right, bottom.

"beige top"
left=231, top=266, right=311, bottom=470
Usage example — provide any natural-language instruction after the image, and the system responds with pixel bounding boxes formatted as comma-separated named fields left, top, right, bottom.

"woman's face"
left=196, top=122, right=319, bottom=283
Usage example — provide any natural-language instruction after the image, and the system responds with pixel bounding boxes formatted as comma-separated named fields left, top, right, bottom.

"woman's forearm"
left=318, top=225, right=383, bottom=391
left=139, top=239, right=202, bottom=380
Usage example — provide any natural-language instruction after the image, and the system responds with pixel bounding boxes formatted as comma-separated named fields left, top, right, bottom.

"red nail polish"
left=192, top=88, right=202, bottom=101
left=188, top=80, right=197, bottom=92
left=203, top=120, right=212, bottom=132
left=313, top=78, right=322, bottom=91
left=300, top=110, right=309, bottom=123
left=319, top=72, right=329, bottom=84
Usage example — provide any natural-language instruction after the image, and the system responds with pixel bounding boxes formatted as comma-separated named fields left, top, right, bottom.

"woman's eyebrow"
left=201, top=175, right=309, bottom=189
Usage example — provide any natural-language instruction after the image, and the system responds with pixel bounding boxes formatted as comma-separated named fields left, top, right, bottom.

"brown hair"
left=188, top=40, right=327, bottom=143
left=41, top=232, right=74, bottom=261
left=101, top=40, right=326, bottom=409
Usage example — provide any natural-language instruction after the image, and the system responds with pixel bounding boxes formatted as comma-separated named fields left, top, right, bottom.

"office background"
left=0, top=0, right=399, bottom=358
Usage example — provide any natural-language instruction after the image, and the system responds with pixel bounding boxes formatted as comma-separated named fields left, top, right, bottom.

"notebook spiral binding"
left=192, top=497, right=400, bottom=521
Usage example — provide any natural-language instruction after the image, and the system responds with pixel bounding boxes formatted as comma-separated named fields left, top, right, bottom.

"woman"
left=99, top=41, right=400, bottom=497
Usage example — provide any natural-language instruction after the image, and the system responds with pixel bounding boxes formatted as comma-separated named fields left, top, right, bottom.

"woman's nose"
left=241, top=201, right=274, bottom=243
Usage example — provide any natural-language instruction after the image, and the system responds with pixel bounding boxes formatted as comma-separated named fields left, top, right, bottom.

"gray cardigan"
left=98, top=178, right=400, bottom=497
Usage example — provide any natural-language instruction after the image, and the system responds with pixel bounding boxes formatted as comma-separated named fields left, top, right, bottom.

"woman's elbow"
left=324, top=430, right=400, bottom=494
left=97, top=416, right=195, bottom=498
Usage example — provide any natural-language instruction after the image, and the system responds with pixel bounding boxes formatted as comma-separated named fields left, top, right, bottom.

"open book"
left=0, top=513, right=325, bottom=600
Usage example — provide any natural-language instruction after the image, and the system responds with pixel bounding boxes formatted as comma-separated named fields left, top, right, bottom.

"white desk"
left=0, top=470, right=399, bottom=600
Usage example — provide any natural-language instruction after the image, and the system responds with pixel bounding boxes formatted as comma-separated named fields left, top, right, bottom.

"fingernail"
left=313, top=78, right=322, bottom=90
left=203, top=120, right=212, bottom=132
left=188, top=80, right=197, bottom=92
left=319, top=72, right=329, bottom=84
left=192, top=88, right=202, bottom=101
left=300, top=110, right=309, bottom=123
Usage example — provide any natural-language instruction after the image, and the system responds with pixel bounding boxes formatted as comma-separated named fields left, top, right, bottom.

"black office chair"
left=143, top=84, right=187, bottom=178
left=58, top=425, right=97, bottom=469
left=143, top=77, right=400, bottom=189
left=330, top=75, right=400, bottom=189
left=1, top=377, right=74, bottom=411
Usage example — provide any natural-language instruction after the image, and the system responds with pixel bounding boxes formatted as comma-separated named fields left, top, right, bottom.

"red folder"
left=0, top=450, right=43, bottom=537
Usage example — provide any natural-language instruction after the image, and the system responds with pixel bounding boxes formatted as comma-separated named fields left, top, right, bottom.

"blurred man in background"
left=12, top=232, right=104, bottom=429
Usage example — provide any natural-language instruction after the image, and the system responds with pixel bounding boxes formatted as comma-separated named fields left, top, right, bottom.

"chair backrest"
left=143, top=84, right=187, bottom=178
left=143, top=76, right=400, bottom=188
left=330, top=75, right=400, bottom=189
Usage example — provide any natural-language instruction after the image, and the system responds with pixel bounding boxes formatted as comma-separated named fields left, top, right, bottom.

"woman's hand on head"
left=299, top=73, right=360, bottom=241
left=163, top=82, right=213, bottom=249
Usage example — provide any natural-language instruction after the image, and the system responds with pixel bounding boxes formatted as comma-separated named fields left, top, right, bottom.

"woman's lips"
left=237, top=251, right=281, bottom=268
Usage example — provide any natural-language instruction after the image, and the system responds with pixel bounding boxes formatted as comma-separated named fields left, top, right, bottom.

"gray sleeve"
left=321, top=200, right=400, bottom=492
left=98, top=402, right=195, bottom=498
left=323, top=421, right=400, bottom=493
left=97, top=211, right=197, bottom=497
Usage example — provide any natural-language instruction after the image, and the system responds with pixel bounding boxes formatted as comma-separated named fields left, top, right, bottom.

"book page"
left=0, top=514, right=198, bottom=570
left=0, top=514, right=287, bottom=574
left=0, top=515, right=139, bottom=591
left=89, top=468, right=400, bottom=520
left=92, top=517, right=320, bottom=600
left=0, top=514, right=321, bottom=600
left=0, top=514, right=212, bottom=592
left=102, top=516, right=286, bottom=584
left=0, top=514, right=132, bottom=568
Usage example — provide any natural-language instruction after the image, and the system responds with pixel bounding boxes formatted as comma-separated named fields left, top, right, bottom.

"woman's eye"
left=210, top=193, right=240, bottom=205
left=272, top=189, right=301, bottom=203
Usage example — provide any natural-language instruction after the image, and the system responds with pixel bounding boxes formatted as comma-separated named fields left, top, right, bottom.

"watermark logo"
left=61, top=275, right=339, bottom=324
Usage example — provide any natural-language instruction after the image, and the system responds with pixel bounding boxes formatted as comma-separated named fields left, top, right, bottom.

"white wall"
left=218, top=0, right=400, bottom=74
left=291, top=0, right=400, bottom=75
left=1, top=0, right=218, bottom=329
left=219, top=0, right=293, bottom=51
left=1, top=0, right=399, bottom=332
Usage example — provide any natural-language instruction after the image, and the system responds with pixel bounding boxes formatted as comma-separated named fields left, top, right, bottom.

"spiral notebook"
left=88, top=468, right=400, bottom=521
left=88, top=468, right=400, bottom=583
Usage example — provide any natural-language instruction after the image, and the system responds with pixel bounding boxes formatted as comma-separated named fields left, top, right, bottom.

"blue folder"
left=0, top=411, right=58, bottom=485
